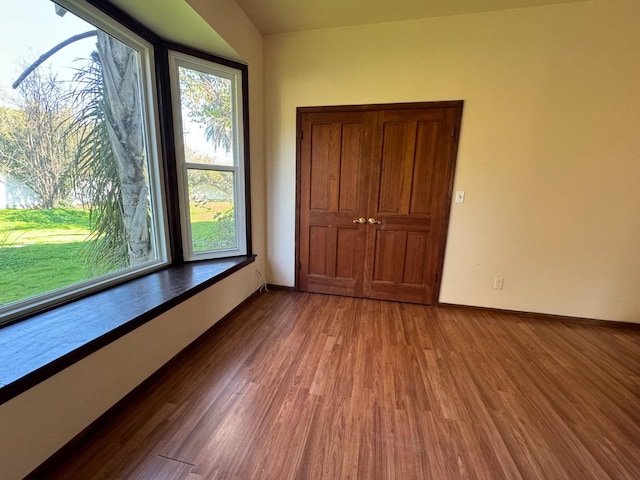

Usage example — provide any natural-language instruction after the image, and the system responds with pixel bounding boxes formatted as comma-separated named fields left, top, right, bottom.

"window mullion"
left=184, top=163, right=237, bottom=173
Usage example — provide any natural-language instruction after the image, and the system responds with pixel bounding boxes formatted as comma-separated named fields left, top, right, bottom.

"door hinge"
left=451, top=127, right=456, bottom=138
left=435, top=272, right=440, bottom=283
left=299, top=130, right=304, bottom=140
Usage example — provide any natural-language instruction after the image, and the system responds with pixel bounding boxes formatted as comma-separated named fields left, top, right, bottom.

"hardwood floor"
left=42, top=291, right=640, bottom=479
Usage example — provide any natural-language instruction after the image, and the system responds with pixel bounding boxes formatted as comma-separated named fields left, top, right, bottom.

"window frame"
left=0, top=0, right=252, bottom=327
left=168, top=50, right=249, bottom=261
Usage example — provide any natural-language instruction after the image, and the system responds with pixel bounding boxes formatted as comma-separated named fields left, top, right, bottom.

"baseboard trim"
left=25, top=288, right=264, bottom=480
left=438, top=302, right=640, bottom=330
left=266, top=284, right=297, bottom=292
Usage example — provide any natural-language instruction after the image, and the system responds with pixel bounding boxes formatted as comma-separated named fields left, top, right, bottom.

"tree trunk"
left=96, top=31, right=152, bottom=265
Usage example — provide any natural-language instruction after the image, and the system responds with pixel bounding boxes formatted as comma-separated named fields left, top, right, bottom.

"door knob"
left=352, top=217, right=366, bottom=224
left=368, top=217, right=381, bottom=225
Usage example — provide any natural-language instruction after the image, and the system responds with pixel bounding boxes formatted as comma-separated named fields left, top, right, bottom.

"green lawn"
left=0, top=208, right=92, bottom=305
left=188, top=200, right=232, bottom=222
left=189, top=201, right=236, bottom=251
left=0, top=204, right=236, bottom=307
left=0, top=242, right=90, bottom=304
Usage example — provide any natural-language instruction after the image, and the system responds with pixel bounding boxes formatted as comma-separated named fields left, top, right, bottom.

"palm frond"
left=65, top=51, right=129, bottom=275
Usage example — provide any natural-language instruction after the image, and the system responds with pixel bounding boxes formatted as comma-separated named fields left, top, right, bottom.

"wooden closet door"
left=298, top=111, right=372, bottom=297
left=363, top=107, right=458, bottom=304
left=297, top=102, right=462, bottom=304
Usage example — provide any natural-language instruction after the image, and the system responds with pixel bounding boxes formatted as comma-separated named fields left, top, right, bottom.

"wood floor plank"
left=41, top=291, right=640, bottom=479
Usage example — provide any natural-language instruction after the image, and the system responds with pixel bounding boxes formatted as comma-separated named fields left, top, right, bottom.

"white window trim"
left=168, top=50, right=247, bottom=261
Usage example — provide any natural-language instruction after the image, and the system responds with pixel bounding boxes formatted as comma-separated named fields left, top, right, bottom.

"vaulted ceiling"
left=233, top=0, right=590, bottom=34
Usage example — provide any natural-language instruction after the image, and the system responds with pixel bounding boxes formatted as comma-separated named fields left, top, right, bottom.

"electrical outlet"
left=493, top=277, right=504, bottom=289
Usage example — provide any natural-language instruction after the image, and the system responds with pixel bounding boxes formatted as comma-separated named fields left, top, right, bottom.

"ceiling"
left=106, top=0, right=589, bottom=58
left=233, top=0, right=589, bottom=35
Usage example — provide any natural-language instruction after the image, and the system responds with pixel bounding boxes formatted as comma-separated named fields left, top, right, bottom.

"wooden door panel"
left=372, top=230, right=405, bottom=283
left=335, top=228, right=359, bottom=278
left=367, top=227, right=433, bottom=302
left=308, top=124, right=333, bottom=211
left=306, top=225, right=363, bottom=278
left=364, top=107, right=456, bottom=304
left=308, top=226, right=332, bottom=277
left=299, top=112, right=370, bottom=296
left=338, top=124, right=364, bottom=212
left=403, top=232, right=428, bottom=285
left=410, top=121, right=440, bottom=214
left=375, top=117, right=444, bottom=217
left=306, top=225, right=363, bottom=295
left=377, top=122, right=415, bottom=214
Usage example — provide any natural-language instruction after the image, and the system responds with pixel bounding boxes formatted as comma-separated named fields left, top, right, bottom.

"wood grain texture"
left=298, top=111, right=370, bottom=297
left=41, top=291, right=640, bottom=479
left=364, top=107, right=458, bottom=304
left=297, top=102, right=463, bottom=305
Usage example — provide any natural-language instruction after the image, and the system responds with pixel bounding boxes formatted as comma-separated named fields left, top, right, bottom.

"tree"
left=0, top=108, right=23, bottom=175
left=15, top=28, right=152, bottom=272
left=13, top=9, right=236, bottom=271
left=0, top=68, right=75, bottom=208
left=66, top=31, right=152, bottom=270
left=94, top=31, right=151, bottom=266
left=67, top=50, right=128, bottom=272
left=179, top=69, right=233, bottom=152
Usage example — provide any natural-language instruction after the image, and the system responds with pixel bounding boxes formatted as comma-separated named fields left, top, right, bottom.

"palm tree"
left=97, top=31, right=151, bottom=266
left=16, top=29, right=152, bottom=273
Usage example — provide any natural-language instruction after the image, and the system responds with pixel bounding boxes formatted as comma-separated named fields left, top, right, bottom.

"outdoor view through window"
left=0, top=0, right=166, bottom=321
left=176, top=63, right=241, bottom=257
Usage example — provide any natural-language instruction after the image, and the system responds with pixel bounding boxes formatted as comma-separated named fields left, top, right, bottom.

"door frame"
left=295, top=101, right=464, bottom=305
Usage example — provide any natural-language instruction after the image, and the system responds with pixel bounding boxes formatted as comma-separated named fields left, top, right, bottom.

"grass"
left=0, top=208, right=90, bottom=229
left=0, top=208, right=91, bottom=246
left=0, top=243, right=90, bottom=304
left=189, top=201, right=236, bottom=251
left=189, top=201, right=231, bottom=222
left=0, top=208, right=92, bottom=306
left=0, top=203, right=237, bottom=307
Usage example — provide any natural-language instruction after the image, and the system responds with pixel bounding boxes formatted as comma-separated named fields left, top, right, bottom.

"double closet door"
left=297, top=102, right=462, bottom=305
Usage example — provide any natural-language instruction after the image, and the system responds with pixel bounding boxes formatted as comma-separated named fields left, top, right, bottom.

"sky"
left=0, top=0, right=100, bottom=107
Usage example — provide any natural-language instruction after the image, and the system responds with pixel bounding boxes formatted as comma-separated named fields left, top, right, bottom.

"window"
left=0, top=0, right=252, bottom=327
left=0, top=0, right=170, bottom=324
left=168, top=51, right=248, bottom=260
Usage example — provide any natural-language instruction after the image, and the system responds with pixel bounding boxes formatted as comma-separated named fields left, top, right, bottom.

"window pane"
left=187, top=170, right=236, bottom=252
left=169, top=50, right=247, bottom=261
left=0, top=1, right=166, bottom=321
left=178, top=66, right=234, bottom=167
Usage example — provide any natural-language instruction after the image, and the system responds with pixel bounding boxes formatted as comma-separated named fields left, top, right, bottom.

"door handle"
left=368, top=217, right=381, bottom=225
left=352, top=217, right=366, bottom=224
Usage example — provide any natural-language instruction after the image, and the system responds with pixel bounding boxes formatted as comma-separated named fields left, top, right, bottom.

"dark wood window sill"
left=0, top=255, right=255, bottom=405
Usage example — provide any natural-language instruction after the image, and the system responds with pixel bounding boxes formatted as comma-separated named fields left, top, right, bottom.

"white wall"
left=0, top=0, right=266, bottom=478
left=264, top=0, right=640, bottom=322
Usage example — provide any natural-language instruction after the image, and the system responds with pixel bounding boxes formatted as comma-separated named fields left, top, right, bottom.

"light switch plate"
left=455, top=191, right=465, bottom=203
